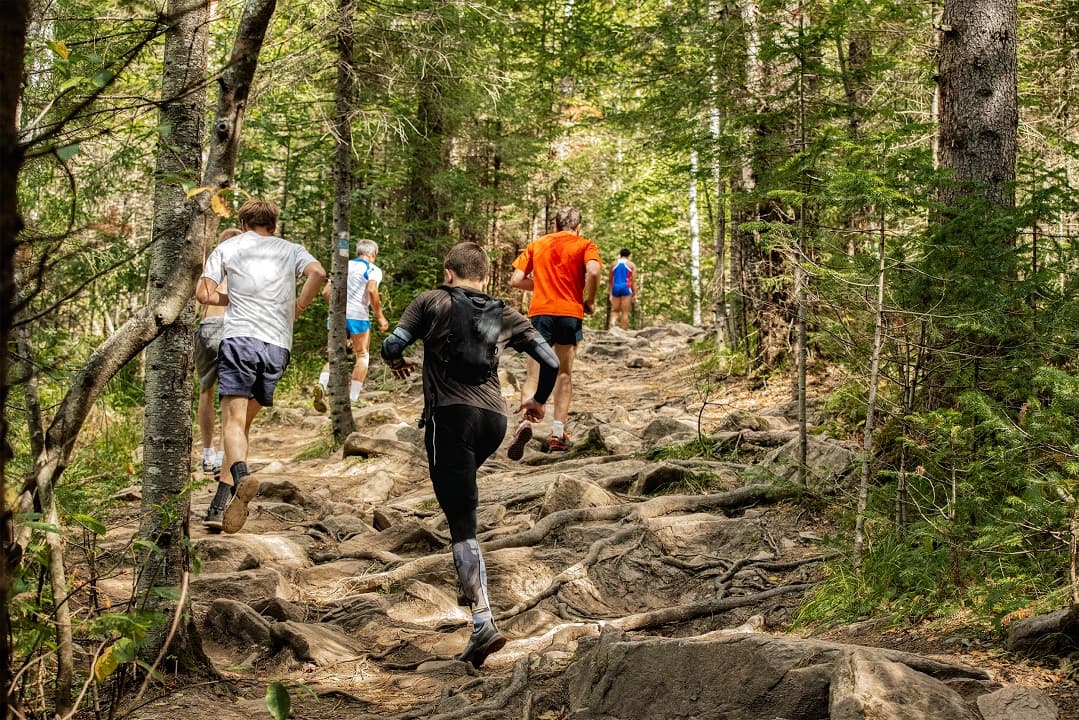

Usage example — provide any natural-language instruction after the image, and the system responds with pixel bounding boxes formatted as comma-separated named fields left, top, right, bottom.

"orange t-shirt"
left=513, top=231, right=602, bottom=319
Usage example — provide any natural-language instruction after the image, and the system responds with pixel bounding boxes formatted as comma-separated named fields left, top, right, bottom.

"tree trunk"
left=688, top=150, right=702, bottom=326
left=328, top=0, right=358, bottom=441
left=0, top=2, right=31, bottom=714
left=138, top=0, right=209, bottom=667
left=401, top=84, right=447, bottom=288
left=937, top=0, right=1017, bottom=210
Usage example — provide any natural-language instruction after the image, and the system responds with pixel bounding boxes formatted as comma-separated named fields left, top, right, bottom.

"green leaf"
left=132, top=538, right=160, bottom=554
left=149, top=586, right=182, bottom=602
left=21, top=520, right=60, bottom=535
left=112, top=637, right=137, bottom=664
left=91, top=70, right=112, bottom=88
left=56, top=144, right=79, bottom=162
left=70, top=513, right=106, bottom=535
left=265, top=681, right=291, bottom=720
left=58, top=77, right=84, bottom=94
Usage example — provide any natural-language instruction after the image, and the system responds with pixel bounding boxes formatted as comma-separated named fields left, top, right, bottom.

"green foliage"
left=265, top=681, right=292, bottom=720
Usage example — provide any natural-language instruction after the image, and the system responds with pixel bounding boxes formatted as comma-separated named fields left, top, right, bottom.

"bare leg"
left=521, top=356, right=540, bottom=406
left=350, top=331, right=372, bottom=383
left=551, top=343, right=576, bottom=425
left=221, top=395, right=261, bottom=486
left=197, top=386, right=216, bottom=451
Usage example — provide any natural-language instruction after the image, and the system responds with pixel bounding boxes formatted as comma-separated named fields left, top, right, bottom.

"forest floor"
left=98, top=323, right=1078, bottom=719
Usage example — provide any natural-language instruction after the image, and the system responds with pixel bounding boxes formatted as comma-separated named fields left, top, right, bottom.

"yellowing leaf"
left=94, top=646, right=119, bottom=683
left=210, top=192, right=232, bottom=218
left=185, top=185, right=211, bottom=198
left=51, top=42, right=69, bottom=60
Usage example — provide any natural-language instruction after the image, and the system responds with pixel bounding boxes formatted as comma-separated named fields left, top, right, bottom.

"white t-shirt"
left=345, top=257, right=384, bottom=320
left=202, top=230, right=318, bottom=350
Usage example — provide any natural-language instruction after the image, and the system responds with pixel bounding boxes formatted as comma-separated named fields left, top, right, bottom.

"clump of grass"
left=293, top=436, right=340, bottom=461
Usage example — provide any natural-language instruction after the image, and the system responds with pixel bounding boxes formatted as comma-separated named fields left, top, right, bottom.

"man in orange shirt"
left=509, top=206, right=602, bottom=453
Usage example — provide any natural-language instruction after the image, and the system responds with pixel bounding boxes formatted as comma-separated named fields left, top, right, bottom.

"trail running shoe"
left=203, top=504, right=225, bottom=532
left=221, top=475, right=260, bottom=534
left=455, top=621, right=506, bottom=669
left=547, top=434, right=573, bottom=452
left=507, top=422, right=532, bottom=461
left=312, top=385, right=327, bottom=413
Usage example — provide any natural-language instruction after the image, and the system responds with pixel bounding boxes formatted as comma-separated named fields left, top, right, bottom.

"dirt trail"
left=106, top=324, right=1075, bottom=719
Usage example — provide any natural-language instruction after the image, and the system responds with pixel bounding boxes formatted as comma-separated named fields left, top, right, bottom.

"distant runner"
left=608, top=248, right=637, bottom=331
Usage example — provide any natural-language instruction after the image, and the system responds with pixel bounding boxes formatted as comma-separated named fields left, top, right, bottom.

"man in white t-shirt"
left=196, top=199, right=326, bottom=532
left=313, top=239, right=389, bottom=409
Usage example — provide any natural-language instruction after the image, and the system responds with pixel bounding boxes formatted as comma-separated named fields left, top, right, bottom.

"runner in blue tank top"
left=608, top=248, right=637, bottom=330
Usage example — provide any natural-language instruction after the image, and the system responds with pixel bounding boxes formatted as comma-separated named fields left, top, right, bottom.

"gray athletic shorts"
left=193, top=317, right=224, bottom=390
left=217, top=336, right=290, bottom=407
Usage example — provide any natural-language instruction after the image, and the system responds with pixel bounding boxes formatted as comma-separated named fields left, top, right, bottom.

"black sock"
left=230, top=461, right=248, bottom=492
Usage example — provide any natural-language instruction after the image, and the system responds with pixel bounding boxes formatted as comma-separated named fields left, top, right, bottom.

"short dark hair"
left=619, top=248, right=631, bottom=257
left=238, top=199, right=279, bottom=232
left=555, top=206, right=582, bottom=231
left=444, top=242, right=490, bottom=282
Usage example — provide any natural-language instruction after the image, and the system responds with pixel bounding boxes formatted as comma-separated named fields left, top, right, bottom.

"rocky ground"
left=98, top=324, right=1076, bottom=719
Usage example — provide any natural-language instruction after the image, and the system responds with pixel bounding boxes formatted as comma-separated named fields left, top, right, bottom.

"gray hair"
left=356, top=239, right=378, bottom=257
left=555, top=207, right=581, bottom=232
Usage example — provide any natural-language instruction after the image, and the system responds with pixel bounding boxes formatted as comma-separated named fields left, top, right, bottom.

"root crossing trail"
left=109, top=324, right=1068, bottom=720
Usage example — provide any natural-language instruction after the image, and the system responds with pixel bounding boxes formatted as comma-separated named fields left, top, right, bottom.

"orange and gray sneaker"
left=547, top=434, right=573, bottom=452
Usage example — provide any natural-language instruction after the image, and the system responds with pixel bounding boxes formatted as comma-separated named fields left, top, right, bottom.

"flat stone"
left=977, top=686, right=1059, bottom=720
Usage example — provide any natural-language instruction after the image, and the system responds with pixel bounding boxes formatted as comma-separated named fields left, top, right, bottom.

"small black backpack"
left=440, top=286, right=504, bottom=385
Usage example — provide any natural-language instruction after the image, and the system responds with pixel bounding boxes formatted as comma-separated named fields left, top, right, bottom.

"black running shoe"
left=204, top=504, right=225, bottom=532
left=455, top=621, right=506, bottom=669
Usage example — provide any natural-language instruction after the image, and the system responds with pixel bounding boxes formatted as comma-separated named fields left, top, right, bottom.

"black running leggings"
left=424, top=405, right=507, bottom=543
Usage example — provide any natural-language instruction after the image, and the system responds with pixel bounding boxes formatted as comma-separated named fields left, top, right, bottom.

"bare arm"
left=509, top=268, right=534, bottom=292
left=368, top=282, right=389, bottom=331
left=196, top=277, right=228, bottom=306
left=295, top=261, right=328, bottom=317
left=583, top=259, right=601, bottom=315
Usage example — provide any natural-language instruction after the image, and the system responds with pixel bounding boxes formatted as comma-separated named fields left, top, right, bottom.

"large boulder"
left=763, top=435, right=856, bottom=490
left=1007, top=605, right=1079, bottom=656
left=830, top=649, right=976, bottom=720
left=269, top=621, right=364, bottom=666
left=566, top=629, right=990, bottom=720
left=203, top=598, right=272, bottom=647
left=976, top=686, right=1059, bottom=720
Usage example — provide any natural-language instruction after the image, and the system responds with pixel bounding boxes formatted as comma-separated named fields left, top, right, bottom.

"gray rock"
left=342, top=432, right=416, bottom=459
left=830, top=649, right=976, bottom=720
left=204, top=598, right=272, bottom=646
left=976, top=686, right=1059, bottom=720
left=630, top=462, right=692, bottom=495
left=352, top=403, right=404, bottom=428
left=538, top=475, right=621, bottom=517
left=258, top=479, right=307, bottom=507
left=1007, top=605, right=1079, bottom=656
left=640, top=416, right=698, bottom=446
left=250, top=596, right=308, bottom=623
left=566, top=629, right=989, bottom=720
left=269, top=621, right=364, bottom=666
left=190, top=567, right=295, bottom=603
left=763, top=435, right=856, bottom=489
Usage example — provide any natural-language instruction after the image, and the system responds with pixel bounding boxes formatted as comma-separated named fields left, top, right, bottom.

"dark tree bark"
left=327, top=0, right=358, bottom=441
left=0, top=2, right=31, bottom=714
left=937, top=0, right=1017, bottom=210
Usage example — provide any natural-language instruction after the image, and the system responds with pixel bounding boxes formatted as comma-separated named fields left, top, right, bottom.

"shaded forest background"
left=5, top=0, right=1079, bottom=716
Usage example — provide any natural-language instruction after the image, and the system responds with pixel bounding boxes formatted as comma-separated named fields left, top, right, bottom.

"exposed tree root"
left=497, top=528, right=641, bottom=622
left=609, top=583, right=809, bottom=631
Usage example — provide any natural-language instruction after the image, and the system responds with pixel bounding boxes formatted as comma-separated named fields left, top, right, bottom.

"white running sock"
left=349, top=380, right=363, bottom=402
left=552, top=420, right=565, bottom=438
left=318, top=371, right=329, bottom=390
left=202, top=447, right=215, bottom=464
